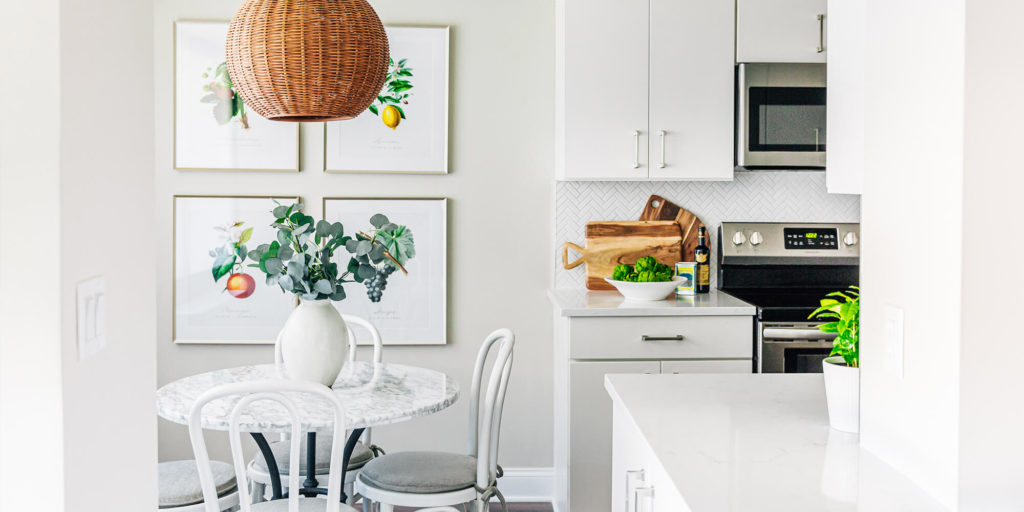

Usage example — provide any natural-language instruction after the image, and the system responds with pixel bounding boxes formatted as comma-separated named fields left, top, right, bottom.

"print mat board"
left=174, top=20, right=299, bottom=171
left=323, top=198, right=447, bottom=345
left=324, top=26, right=449, bottom=174
left=174, top=196, right=298, bottom=344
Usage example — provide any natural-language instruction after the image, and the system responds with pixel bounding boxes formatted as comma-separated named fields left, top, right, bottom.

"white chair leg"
left=249, top=482, right=265, bottom=504
left=378, top=503, right=394, bottom=512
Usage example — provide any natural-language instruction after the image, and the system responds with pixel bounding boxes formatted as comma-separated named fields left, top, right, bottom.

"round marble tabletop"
left=157, top=362, right=459, bottom=433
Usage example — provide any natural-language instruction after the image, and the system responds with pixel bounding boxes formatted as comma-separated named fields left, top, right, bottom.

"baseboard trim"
left=493, top=467, right=554, bottom=502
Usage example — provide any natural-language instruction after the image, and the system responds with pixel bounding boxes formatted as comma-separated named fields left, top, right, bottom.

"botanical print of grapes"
left=366, top=57, right=413, bottom=130
left=201, top=62, right=249, bottom=129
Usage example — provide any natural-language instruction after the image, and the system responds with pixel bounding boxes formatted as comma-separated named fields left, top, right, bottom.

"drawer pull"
left=642, top=335, right=684, bottom=342
left=625, top=469, right=645, bottom=512
left=635, top=486, right=655, bottom=512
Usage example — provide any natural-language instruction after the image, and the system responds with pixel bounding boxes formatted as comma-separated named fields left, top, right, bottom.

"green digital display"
left=806, top=233, right=818, bottom=239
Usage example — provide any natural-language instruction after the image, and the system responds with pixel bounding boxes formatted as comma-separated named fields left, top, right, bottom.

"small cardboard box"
left=675, top=262, right=696, bottom=296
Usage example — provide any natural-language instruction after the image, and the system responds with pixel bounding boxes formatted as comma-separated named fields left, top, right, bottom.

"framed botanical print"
left=174, top=20, right=299, bottom=171
left=322, top=197, right=447, bottom=345
left=173, top=195, right=299, bottom=344
left=324, top=26, right=450, bottom=174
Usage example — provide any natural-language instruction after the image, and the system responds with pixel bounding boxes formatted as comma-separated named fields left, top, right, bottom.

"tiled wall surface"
left=554, top=172, right=861, bottom=288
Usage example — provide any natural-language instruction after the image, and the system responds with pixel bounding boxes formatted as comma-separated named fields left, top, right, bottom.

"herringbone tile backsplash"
left=554, top=172, right=861, bottom=288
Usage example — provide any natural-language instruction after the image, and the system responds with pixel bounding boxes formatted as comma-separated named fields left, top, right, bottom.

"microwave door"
left=736, top=63, right=827, bottom=169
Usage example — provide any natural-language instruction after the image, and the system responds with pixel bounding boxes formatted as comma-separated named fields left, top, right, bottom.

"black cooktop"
left=719, top=288, right=844, bottom=322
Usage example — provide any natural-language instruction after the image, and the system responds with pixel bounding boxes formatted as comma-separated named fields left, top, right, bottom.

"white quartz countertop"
left=604, top=373, right=947, bottom=511
left=547, top=288, right=755, bottom=317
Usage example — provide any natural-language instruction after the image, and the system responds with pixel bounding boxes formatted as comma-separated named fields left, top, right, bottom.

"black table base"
left=250, top=428, right=365, bottom=502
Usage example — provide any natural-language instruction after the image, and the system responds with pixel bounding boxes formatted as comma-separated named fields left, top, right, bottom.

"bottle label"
left=696, top=253, right=708, bottom=263
left=698, top=265, right=710, bottom=285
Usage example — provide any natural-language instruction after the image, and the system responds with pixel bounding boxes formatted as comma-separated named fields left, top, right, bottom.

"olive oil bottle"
left=695, top=226, right=710, bottom=293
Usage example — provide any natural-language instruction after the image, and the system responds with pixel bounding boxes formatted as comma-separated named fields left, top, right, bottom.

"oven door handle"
left=762, top=328, right=837, bottom=341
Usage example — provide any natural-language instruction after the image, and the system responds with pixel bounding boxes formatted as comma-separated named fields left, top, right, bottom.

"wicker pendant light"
left=225, top=0, right=389, bottom=122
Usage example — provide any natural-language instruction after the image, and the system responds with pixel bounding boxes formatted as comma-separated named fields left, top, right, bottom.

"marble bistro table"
left=157, top=361, right=460, bottom=501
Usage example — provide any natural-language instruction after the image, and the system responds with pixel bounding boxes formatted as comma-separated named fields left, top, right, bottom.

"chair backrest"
left=188, top=380, right=348, bottom=512
left=274, top=315, right=382, bottom=377
left=341, top=314, right=383, bottom=363
left=466, top=328, right=515, bottom=489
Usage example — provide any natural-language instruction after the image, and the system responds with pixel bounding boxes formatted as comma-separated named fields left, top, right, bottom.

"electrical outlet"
left=76, top=276, right=106, bottom=361
left=883, top=304, right=904, bottom=378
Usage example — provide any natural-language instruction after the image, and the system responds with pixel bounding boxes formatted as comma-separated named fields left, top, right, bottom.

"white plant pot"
left=822, top=356, right=860, bottom=433
left=278, top=299, right=349, bottom=386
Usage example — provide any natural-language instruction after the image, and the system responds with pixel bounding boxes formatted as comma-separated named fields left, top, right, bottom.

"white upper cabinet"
left=825, top=0, right=864, bottom=194
left=737, top=0, right=828, bottom=63
left=557, top=0, right=734, bottom=181
left=648, top=0, right=735, bottom=180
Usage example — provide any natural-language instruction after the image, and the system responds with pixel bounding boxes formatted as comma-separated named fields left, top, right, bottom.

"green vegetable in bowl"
left=610, top=258, right=675, bottom=283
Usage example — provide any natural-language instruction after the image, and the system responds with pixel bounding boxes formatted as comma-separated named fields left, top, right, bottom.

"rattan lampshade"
left=225, top=0, right=389, bottom=122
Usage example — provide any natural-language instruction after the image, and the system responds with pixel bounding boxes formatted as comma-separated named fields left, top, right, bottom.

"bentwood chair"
left=157, top=460, right=240, bottom=511
left=189, top=379, right=358, bottom=512
left=250, top=315, right=384, bottom=503
left=355, top=328, right=515, bottom=512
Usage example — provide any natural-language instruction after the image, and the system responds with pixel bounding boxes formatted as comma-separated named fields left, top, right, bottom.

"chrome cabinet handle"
left=625, top=469, right=645, bottom=512
left=635, top=486, right=655, bottom=512
left=657, top=130, right=666, bottom=168
left=633, top=130, right=641, bottom=169
left=816, top=14, right=825, bottom=53
left=642, top=335, right=684, bottom=342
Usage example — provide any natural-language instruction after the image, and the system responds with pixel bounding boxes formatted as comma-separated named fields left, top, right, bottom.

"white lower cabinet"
left=553, top=313, right=753, bottom=512
left=612, top=400, right=688, bottom=512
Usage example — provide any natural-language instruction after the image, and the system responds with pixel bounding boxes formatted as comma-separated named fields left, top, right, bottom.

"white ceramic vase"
left=277, top=299, right=349, bottom=386
left=822, top=356, right=859, bottom=433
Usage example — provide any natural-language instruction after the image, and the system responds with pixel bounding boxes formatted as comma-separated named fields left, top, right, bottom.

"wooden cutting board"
left=638, top=194, right=705, bottom=262
left=562, top=221, right=683, bottom=290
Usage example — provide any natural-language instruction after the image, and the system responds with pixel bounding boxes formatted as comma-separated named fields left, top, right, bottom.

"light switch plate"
left=76, top=276, right=106, bottom=361
left=883, top=304, right=904, bottom=378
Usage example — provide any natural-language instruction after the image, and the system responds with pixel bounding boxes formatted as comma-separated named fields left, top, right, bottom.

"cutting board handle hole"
left=650, top=200, right=661, bottom=208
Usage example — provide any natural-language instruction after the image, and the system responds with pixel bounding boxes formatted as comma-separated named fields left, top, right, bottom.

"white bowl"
left=604, top=277, right=681, bottom=301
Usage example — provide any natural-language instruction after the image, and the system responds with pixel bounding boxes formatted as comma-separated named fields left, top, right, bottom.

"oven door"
left=759, top=322, right=837, bottom=373
left=737, top=63, right=826, bottom=169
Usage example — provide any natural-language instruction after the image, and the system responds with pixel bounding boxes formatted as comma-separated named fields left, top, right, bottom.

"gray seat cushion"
left=358, top=451, right=479, bottom=494
left=158, top=460, right=237, bottom=508
left=253, top=439, right=374, bottom=476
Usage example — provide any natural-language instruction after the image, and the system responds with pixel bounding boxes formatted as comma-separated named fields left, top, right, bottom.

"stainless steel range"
left=717, top=222, right=860, bottom=373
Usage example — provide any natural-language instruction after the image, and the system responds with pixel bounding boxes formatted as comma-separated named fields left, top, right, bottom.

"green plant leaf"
left=201, top=93, right=219, bottom=104
left=314, top=279, right=333, bottom=294
left=356, top=240, right=373, bottom=256
left=278, top=274, right=294, bottom=291
left=265, top=258, right=284, bottom=275
left=357, top=264, right=376, bottom=280
left=212, top=258, right=235, bottom=282
left=368, top=104, right=379, bottom=116
left=273, top=205, right=290, bottom=219
left=393, top=105, right=406, bottom=119
left=213, top=99, right=233, bottom=125
left=238, top=227, right=253, bottom=245
left=369, top=214, right=389, bottom=228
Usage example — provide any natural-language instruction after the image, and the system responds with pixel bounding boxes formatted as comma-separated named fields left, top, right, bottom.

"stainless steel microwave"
left=736, top=63, right=826, bottom=169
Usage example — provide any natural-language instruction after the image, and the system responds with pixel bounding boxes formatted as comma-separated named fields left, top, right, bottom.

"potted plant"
left=809, top=286, right=859, bottom=433
left=217, top=202, right=414, bottom=386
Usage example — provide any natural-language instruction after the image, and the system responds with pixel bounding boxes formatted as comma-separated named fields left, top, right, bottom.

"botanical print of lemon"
left=367, top=57, right=413, bottom=130
left=382, top=105, right=401, bottom=130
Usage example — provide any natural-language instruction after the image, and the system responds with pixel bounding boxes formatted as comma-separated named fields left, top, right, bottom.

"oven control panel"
left=720, top=222, right=859, bottom=265
left=784, top=227, right=838, bottom=249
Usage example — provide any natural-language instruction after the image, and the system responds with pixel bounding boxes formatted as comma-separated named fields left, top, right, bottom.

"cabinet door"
left=737, top=0, right=828, bottom=63
left=661, top=359, right=752, bottom=374
left=569, top=361, right=660, bottom=512
left=648, top=0, right=735, bottom=180
left=825, top=0, right=864, bottom=194
left=558, top=0, right=649, bottom=179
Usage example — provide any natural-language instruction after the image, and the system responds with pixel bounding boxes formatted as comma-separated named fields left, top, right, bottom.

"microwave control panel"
left=784, top=227, right=838, bottom=250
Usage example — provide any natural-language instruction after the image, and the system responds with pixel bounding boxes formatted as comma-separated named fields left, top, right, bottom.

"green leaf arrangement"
left=243, top=202, right=415, bottom=302
left=210, top=222, right=253, bottom=282
left=809, top=286, right=860, bottom=368
left=201, top=61, right=249, bottom=129
left=367, top=57, right=413, bottom=119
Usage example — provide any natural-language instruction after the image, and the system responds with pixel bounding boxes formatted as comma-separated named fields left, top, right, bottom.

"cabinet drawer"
left=661, top=359, right=752, bottom=374
left=569, top=316, right=752, bottom=360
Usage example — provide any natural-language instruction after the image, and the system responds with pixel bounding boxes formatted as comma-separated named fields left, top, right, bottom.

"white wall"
left=0, top=0, right=158, bottom=510
left=859, top=0, right=964, bottom=507
left=58, top=0, right=159, bottom=510
left=0, top=1, right=65, bottom=510
left=155, top=0, right=555, bottom=470
left=957, top=0, right=1024, bottom=508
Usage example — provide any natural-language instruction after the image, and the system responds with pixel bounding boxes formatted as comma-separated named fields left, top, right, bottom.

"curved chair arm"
left=341, top=314, right=383, bottom=364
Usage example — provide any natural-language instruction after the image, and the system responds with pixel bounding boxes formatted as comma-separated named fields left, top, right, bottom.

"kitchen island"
left=606, top=373, right=947, bottom=511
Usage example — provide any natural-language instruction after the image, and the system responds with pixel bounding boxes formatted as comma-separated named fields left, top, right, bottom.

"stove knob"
left=843, top=232, right=859, bottom=246
left=732, top=232, right=747, bottom=245
left=749, top=232, right=764, bottom=246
